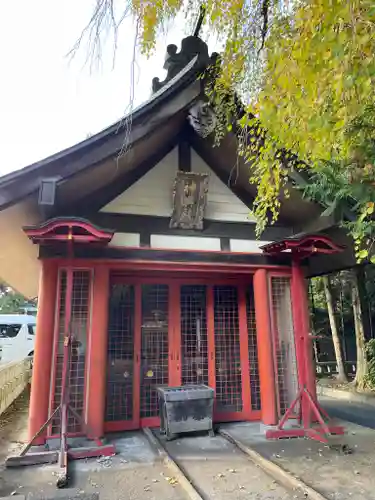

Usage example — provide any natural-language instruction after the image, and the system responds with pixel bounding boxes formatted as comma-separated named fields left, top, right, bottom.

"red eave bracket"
left=23, top=217, right=114, bottom=245
left=260, top=234, right=344, bottom=258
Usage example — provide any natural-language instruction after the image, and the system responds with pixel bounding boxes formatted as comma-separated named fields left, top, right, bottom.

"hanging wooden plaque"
left=170, top=171, right=209, bottom=230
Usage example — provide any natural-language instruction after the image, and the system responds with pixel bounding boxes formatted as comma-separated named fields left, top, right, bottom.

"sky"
left=0, top=0, right=207, bottom=175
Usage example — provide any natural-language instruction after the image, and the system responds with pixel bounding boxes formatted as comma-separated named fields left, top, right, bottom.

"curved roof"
left=0, top=35, right=333, bottom=231
left=0, top=55, right=201, bottom=210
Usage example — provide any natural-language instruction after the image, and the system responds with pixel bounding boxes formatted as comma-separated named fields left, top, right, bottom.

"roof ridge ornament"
left=152, top=36, right=218, bottom=93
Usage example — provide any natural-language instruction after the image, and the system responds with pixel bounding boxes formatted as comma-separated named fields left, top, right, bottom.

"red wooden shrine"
left=23, top=218, right=344, bottom=444
left=0, top=35, right=353, bottom=452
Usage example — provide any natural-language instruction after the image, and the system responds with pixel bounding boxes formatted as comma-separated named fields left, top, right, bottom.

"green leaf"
left=358, top=249, right=369, bottom=260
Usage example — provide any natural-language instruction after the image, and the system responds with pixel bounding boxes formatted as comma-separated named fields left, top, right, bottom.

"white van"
left=0, top=314, right=36, bottom=363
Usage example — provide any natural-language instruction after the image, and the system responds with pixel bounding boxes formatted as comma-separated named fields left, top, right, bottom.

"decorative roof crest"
left=152, top=35, right=218, bottom=93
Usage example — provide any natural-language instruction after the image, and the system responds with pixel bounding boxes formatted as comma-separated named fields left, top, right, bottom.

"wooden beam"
left=178, top=139, right=191, bottom=172
left=90, top=213, right=293, bottom=241
left=40, top=245, right=292, bottom=266
left=220, top=237, right=231, bottom=252
left=294, top=213, right=337, bottom=236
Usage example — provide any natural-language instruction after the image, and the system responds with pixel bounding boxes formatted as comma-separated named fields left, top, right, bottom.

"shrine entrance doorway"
left=104, top=275, right=261, bottom=432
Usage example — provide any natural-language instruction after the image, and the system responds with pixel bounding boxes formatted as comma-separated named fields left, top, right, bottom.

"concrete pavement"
left=320, top=395, right=375, bottom=429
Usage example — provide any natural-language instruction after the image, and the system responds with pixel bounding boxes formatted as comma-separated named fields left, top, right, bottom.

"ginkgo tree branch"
left=70, top=0, right=375, bottom=257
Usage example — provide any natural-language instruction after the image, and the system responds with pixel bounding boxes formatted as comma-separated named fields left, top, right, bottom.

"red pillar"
left=86, top=265, right=110, bottom=438
left=253, top=269, right=277, bottom=425
left=28, top=259, right=58, bottom=444
left=291, top=259, right=316, bottom=399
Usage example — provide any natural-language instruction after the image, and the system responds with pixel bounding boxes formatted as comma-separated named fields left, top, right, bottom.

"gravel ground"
left=1, top=461, right=187, bottom=500
left=0, top=389, right=30, bottom=465
left=0, top=393, right=186, bottom=500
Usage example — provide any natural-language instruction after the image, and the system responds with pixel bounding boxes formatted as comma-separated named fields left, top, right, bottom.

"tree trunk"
left=322, top=276, right=348, bottom=383
left=351, top=271, right=369, bottom=390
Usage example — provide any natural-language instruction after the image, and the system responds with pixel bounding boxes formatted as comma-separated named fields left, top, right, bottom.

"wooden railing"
left=0, top=358, right=32, bottom=416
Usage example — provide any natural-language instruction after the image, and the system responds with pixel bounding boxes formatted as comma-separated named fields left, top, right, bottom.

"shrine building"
left=0, top=36, right=356, bottom=444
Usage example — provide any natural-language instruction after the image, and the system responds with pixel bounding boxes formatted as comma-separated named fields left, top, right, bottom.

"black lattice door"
left=105, top=283, right=139, bottom=432
left=213, top=285, right=244, bottom=420
left=140, top=284, right=171, bottom=426
left=180, top=285, right=209, bottom=386
left=50, top=269, right=92, bottom=435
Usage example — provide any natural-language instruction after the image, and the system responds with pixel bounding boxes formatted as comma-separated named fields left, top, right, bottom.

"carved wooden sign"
left=170, top=171, right=209, bottom=230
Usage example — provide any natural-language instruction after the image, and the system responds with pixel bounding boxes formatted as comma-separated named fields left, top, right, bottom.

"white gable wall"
left=101, top=148, right=177, bottom=216
left=100, top=146, right=255, bottom=223
left=192, top=150, right=256, bottom=223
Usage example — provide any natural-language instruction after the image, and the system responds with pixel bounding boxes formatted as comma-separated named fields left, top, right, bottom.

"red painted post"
left=206, top=285, right=216, bottom=392
left=302, top=284, right=317, bottom=402
left=291, top=259, right=316, bottom=400
left=253, top=269, right=277, bottom=425
left=86, top=265, right=110, bottom=438
left=28, top=260, right=58, bottom=444
left=290, top=259, right=305, bottom=389
left=238, top=286, right=251, bottom=417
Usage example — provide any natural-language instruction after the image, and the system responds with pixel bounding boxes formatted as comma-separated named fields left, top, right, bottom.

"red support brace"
left=28, top=260, right=58, bottom=444
left=263, top=234, right=346, bottom=443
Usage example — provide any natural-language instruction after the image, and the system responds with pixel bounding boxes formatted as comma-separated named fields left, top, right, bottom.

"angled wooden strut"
left=263, top=234, right=346, bottom=443
left=6, top=220, right=116, bottom=487
left=266, top=333, right=345, bottom=443
left=6, top=263, right=115, bottom=484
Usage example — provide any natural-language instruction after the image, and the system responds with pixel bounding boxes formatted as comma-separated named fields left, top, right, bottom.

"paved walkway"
left=320, top=395, right=375, bottom=429
left=0, top=394, right=295, bottom=500
left=157, top=430, right=298, bottom=500
left=222, top=420, right=375, bottom=500
left=2, top=392, right=375, bottom=500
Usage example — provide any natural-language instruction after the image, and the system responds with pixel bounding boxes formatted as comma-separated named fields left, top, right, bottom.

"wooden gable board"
left=100, top=147, right=256, bottom=223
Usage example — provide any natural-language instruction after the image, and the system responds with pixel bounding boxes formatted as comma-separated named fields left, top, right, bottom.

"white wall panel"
left=230, top=239, right=272, bottom=253
left=109, top=232, right=140, bottom=247
left=151, top=234, right=221, bottom=251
